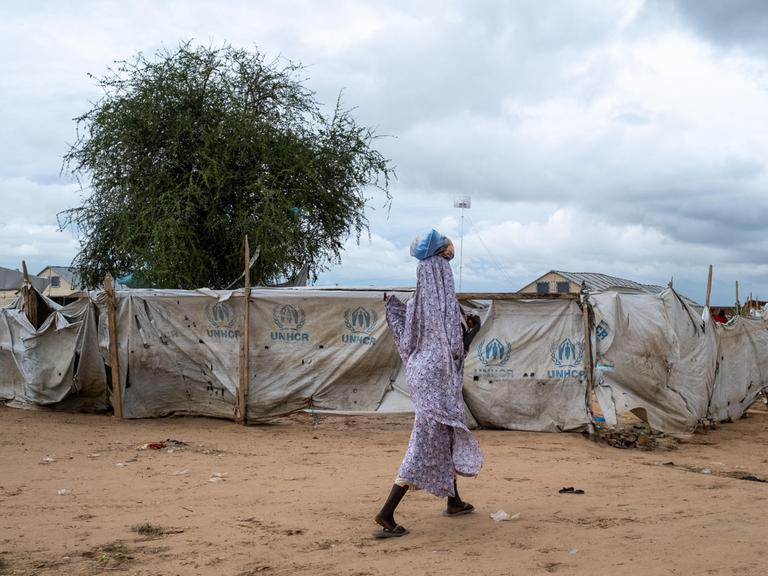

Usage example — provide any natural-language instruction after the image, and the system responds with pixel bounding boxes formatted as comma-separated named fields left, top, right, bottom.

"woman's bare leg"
left=446, top=477, right=474, bottom=515
left=375, top=484, right=409, bottom=530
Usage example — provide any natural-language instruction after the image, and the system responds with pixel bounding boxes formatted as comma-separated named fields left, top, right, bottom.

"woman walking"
left=373, top=229, right=483, bottom=538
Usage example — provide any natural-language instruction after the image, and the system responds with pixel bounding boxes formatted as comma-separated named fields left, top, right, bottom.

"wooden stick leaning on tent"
left=236, top=235, right=252, bottom=425
left=705, top=264, right=713, bottom=310
left=104, top=273, right=123, bottom=419
left=579, top=282, right=596, bottom=438
left=21, top=260, right=38, bottom=329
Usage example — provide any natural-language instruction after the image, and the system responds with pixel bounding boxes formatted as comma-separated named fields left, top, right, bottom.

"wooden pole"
left=20, top=260, right=37, bottom=328
left=705, top=264, right=712, bottom=309
left=735, top=280, right=740, bottom=316
left=21, top=260, right=30, bottom=315
left=237, top=235, right=251, bottom=425
left=104, top=274, right=122, bottom=419
left=580, top=286, right=595, bottom=436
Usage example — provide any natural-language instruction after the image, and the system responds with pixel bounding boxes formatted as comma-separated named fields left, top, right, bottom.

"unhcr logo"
left=205, top=302, right=240, bottom=340
left=342, top=306, right=378, bottom=345
left=547, top=337, right=586, bottom=378
left=344, top=306, right=378, bottom=334
left=271, top=304, right=310, bottom=343
left=273, top=304, right=306, bottom=331
left=550, top=338, right=584, bottom=368
left=476, top=338, right=512, bottom=367
left=206, top=302, right=235, bottom=328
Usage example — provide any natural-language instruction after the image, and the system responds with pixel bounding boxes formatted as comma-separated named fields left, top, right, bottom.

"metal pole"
left=453, top=196, right=470, bottom=292
left=459, top=207, right=464, bottom=291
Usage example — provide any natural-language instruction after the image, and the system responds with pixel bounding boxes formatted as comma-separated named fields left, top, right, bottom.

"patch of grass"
left=82, top=541, right=134, bottom=567
left=131, top=522, right=165, bottom=537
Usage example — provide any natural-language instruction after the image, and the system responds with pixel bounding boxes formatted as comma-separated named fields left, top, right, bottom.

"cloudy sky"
left=1, top=0, right=766, bottom=304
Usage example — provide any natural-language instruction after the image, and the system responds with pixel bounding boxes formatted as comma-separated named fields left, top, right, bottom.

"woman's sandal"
left=559, top=486, right=585, bottom=494
left=443, top=502, right=475, bottom=517
left=373, top=524, right=410, bottom=539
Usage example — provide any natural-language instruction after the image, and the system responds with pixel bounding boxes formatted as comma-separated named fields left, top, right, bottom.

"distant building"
left=744, top=299, right=767, bottom=316
left=0, top=266, right=49, bottom=307
left=519, top=270, right=701, bottom=308
left=36, top=266, right=86, bottom=305
left=711, top=299, right=767, bottom=319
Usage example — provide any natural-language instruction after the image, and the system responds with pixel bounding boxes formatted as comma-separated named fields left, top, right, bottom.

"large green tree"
left=61, top=42, right=393, bottom=289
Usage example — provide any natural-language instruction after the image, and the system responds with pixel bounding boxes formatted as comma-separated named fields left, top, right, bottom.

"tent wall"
left=3, top=286, right=767, bottom=435
left=99, top=290, right=593, bottom=431
left=98, top=289, right=404, bottom=420
left=590, top=289, right=718, bottom=433
left=708, top=316, right=768, bottom=422
left=0, top=296, right=107, bottom=411
left=247, top=291, right=401, bottom=419
left=0, top=310, right=27, bottom=401
left=462, top=299, right=591, bottom=432
left=96, top=291, right=241, bottom=419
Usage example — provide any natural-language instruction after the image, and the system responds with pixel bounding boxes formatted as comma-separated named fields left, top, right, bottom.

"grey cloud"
left=1, top=0, right=765, bottom=303
left=722, top=156, right=764, bottom=180
left=307, top=1, right=631, bottom=131
left=605, top=184, right=768, bottom=246
left=668, top=0, right=768, bottom=52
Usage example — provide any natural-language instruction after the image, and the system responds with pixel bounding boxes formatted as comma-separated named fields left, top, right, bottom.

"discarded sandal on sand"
left=443, top=503, right=475, bottom=517
left=373, top=525, right=410, bottom=539
left=558, top=487, right=585, bottom=494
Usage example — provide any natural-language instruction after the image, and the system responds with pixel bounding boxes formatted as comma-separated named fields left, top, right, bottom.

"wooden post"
left=580, top=286, right=595, bottom=436
left=735, top=280, right=740, bottom=316
left=237, top=235, right=251, bottom=425
left=20, top=260, right=38, bottom=328
left=104, top=274, right=123, bottom=419
left=705, top=265, right=712, bottom=309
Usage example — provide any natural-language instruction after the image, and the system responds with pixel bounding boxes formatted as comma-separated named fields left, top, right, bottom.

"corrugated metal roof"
left=0, top=266, right=49, bottom=291
left=553, top=270, right=653, bottom=292
left=549, top=270, right=701, bottom=307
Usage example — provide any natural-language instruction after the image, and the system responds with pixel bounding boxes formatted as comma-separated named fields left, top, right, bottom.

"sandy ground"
left=1, top=404, right=768, bottom=576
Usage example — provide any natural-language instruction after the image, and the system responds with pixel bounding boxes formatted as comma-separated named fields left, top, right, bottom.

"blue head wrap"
left=410, top=229, right=450, bottom=260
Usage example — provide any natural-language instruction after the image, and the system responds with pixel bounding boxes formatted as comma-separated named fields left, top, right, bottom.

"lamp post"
left=453, top=196, right=471, bottom=291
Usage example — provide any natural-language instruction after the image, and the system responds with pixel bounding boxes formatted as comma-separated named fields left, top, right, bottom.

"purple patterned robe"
left=384, top=255, right=483, bottom=497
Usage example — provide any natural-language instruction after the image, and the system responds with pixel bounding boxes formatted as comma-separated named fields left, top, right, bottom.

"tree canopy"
left=61, top=42, right=393, bottom=289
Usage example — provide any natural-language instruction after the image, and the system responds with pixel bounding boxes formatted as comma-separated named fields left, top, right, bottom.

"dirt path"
left=1, top=404, right=767, bottom=576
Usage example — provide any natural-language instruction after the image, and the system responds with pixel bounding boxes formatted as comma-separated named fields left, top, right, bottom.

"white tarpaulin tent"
left=0, top=295, right=107, bottom=411
left=3, top=285, right=767, bottom=435
left=247, top=290, right=404, bottom=419
left=94, top=289, right=241, bottom=419
left=98, top=288, right=406, bottom=420
left=590, top=288, right=718, bottom=434
left=590, top=288, right=768, bottom=433
left=462, top=298, right=591, bottom=432
left=97, top=289, right=594, bottom=430
left=708, top=315, right=768, bottom=422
